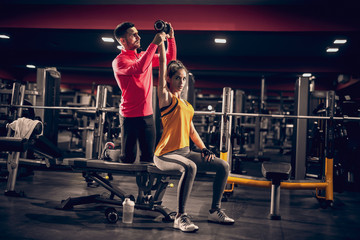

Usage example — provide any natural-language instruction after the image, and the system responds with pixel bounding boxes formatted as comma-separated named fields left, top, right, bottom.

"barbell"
left=1, top=104, right=360, bottom=121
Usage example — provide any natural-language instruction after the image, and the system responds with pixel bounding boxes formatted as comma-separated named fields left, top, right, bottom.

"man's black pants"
left=119, top=114, right=155, bottom=163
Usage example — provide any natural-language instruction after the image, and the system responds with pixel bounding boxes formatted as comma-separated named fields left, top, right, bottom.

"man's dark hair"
left=114, top=22, right=135, bottom=42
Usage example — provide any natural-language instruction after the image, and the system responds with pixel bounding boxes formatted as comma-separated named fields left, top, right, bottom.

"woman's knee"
left=184, top=161, right=197, bottom=175
left=215, top=157, right=229, bottom=173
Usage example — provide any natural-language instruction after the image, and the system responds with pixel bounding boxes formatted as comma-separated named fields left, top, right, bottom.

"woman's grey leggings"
left=154, top=147, right=229, bottom=214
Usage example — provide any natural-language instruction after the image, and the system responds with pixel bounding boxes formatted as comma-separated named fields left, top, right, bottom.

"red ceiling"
left=1, top=4, right=358, bottom=32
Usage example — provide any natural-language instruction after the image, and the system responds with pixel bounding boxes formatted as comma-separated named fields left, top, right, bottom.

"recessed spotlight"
left=327, top=47, right=339, bottom=53
left=214, top=38, right=226, bottom=44
left=26, top=65, right=36, bottom=69
left=302, top=73, right=312, bottom=77
left=334, top=39, right=347, bottom=44
left=0, top=34, right=10, bottom=39
left=326, top=48, right=339, bottom=52
left=117, top=45, right=123, bottom=50
left=102, top=37, right=115, bottom=43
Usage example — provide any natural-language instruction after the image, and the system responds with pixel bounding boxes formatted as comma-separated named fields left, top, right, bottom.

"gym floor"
left=1, top=159, right=360, bottom=240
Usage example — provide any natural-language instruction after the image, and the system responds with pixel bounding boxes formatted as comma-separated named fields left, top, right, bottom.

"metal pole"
left=95, top=85, right=108, bottom=159
left=259, top=76, right=266, bottom=157
left=5, top=83, right=25, bottom=194
left=234, top=90, right=245, bottom=155
left=227, top=90, right=234, bottom=163
left=292, top=77, right=309, bottom=179
left=9, top=82, right=21, bottom=121
left=325, top=90, right=335, bottom=202
left=220, top=87, right=232, bottom=161
left=18, top=85, right=26, bottom=118
left=6, top=152, right=21, bottom=192
left=254, top=116, right=260, bottom=161
left=269, top=183, right=281, bottom=219
left=260, top=76, right=266, bottom=111
left=1, top=105, right=360, bottom=121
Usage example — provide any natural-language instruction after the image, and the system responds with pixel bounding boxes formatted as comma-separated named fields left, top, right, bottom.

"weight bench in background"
left=0, top=121, right=45, bottom=196
left=261, top=162, right=291, bottom=220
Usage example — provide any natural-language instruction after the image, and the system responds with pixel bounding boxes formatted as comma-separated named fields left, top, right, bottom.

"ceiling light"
left=214, top=38, right=226, bottom=44
left=334, top=39, right=347, bottom=44
left=0, top=34, right=10, bottom=39
left=326, top=47, right=339, bottom=53
left=102, top=37, right=115, bottom=43
left=26, top=64, right=36, bottom=69
left=117, top=45, right=123, bottom=50
left=302, top=73, right=312, bottom=77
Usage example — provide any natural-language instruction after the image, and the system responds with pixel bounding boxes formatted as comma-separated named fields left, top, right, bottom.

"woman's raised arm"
left=157, top=42, right=171, bottom=108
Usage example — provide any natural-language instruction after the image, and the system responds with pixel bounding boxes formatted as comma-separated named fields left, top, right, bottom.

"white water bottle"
left=122, top=198, right=135, bottom=224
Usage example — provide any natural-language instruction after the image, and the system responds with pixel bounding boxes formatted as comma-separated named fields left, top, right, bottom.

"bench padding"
left=0, top=137, right=29, bottom=152
left=262, top=162, right=291, bottom=181
left=64, top=158, right=149, bottom=173
left=147, top=164, right=181, bottom=176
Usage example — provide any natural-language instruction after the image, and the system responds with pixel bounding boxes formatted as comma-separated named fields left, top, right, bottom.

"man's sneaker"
left=208, top=209, right=235, bottom=224
left=174, top=213, right=199, bottom=232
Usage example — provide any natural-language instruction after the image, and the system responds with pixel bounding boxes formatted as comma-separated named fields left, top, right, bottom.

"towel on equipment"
left=8, top=117, right=43, bottom=139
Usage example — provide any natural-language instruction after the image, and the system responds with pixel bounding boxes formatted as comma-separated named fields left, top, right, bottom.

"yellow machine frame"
left=221, top=152, right=333, bottom=202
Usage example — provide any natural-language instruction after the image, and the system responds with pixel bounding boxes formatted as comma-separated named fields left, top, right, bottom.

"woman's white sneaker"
left=208, top=209, right=235, bottom=224
left=174, top=213, right=199, bottom=232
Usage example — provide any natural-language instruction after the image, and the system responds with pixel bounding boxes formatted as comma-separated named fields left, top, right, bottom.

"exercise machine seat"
left=261, top=162, right=291, bottom=220
left=65, top=158, right=149, bottom=173
left=262, top=162, right=291, bottom=183
left=147, top=164, right=181, bottom=176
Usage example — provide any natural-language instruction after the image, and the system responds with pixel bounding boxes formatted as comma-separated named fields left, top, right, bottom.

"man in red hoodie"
left=112, top=21, right=176, bottom=163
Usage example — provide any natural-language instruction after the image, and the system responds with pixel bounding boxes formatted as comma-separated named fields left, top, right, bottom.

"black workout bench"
left=58, top=158, right=182, bottom=223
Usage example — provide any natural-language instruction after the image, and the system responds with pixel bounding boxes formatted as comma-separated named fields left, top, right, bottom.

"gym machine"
left=230, top=77, right=291, bottom=165
left=36, top=68, right=61, bottom=145
left=206, top=81, right=358, bottom=210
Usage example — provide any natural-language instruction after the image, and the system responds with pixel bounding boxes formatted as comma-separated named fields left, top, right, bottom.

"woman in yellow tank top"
left=153, top=40, right=235, bottom=233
